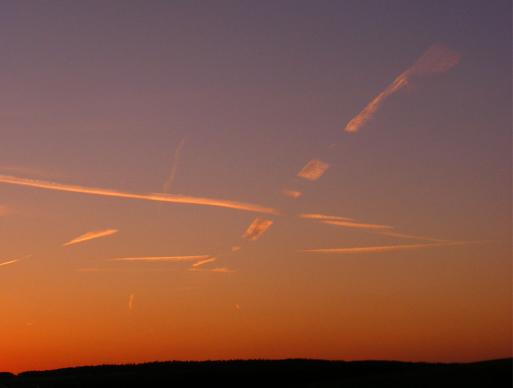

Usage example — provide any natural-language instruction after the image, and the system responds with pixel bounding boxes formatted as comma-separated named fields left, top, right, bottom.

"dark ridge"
left=1, top=358, right=511, bottom=387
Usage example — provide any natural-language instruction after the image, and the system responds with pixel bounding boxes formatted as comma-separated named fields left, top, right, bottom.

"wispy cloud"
left=191, top=257, right=217, bottom=268
left=0, top=174, right=279, bottom=215
left=297, top=159, right=330, bottom=181
left=242, top=218, right=274, bottom=241
left=0, top=259, right=19, bottom=267
left=63, top=229, right=118, bottom=247
left=111, top=255, right=211, bottom=263
left=302, top=241, right=475, bottom=255
left=345, top=44, right=460, bottom=133
left=282, top=189, right=302, bottom=199
left=231, top=245, right=241, bottom=252
left=162, top=138, right=185, bottom=193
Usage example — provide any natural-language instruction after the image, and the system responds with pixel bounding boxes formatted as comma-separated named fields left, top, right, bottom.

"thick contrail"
left=0, top=259, right=19, bottom=267
left=63, top=229, right=118, bottom=247
left=344, top=44, right=460, bottom=133
left=297, top=159, right=330, bottom=181
left=111, top=255, right=211, bottom=262
left=162, top=138, right=185, bottom=193
left=0, top=174, right=279, bottom=215
left=302, top=241, right=474, bottom=255
left=242, top=218, right=274, bottom=241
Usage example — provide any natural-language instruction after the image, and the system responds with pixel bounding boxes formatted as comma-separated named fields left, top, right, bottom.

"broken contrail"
left=0, top=174, right=279, bottom=215
left=344, top=44, right=461, bottom=133
left=297, top=159, right=330, bottom=181
left=242, top=218, right=274, bottom=241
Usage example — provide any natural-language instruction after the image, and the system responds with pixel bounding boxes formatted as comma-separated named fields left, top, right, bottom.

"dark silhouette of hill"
left=0, top=359, right=510, bottom=387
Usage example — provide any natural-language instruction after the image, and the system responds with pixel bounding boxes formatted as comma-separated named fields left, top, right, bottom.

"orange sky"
left=0, top=1, right=511, bottom=373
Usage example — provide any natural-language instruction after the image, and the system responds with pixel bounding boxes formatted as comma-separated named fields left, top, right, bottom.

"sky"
left=0, top=0, right=511, bottom=373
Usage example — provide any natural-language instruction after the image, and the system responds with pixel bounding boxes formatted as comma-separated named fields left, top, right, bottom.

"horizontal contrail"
left=111, top=255, right=211, bottom=262
left=190, top=267, right=235, bottom=273
left=299, top=213, right=354, bottom=222
left=297, top=159, right=330, bottom=181
left=378, top=230, right=449, bottom=243
left=0, top=174, right=278, bottom=215
left=0, top=259, right=19, bottom=267
left=321, top=219, right=393, bottom=231
left=242, top=218, right=274, bottom=241
left=345, top=44, right=460, bottom=133
left=63, top=229, right=118, bottom=247
left=302, top=241, right=474, bottom=255
left=191, top=257, right=217, bottom=268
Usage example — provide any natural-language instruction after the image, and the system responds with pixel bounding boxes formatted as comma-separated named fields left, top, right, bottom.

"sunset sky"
left=0, top=1, right=511, bottom=373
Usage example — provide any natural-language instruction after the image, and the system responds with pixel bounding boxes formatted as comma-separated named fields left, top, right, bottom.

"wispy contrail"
left=299, top=213, right=354, bottom=222
left=297, top=159, right=330, bottom=181
left=0, top=259, right=19, bottom=267
left=63, top=229, right=118, bottom=247
left=191, top=257, right=217, bottom=268
left=0, top=174, right=279, bottom=215
left=231, top=245, right=241, bottom=252
left=321, top=219, right=393, bottom=231
left=128, top=293, right=135, bottom=311
left=190, top=267, right=235, bottom=273
left=162, top=138, right=185, bottom=193
left=242, top=218, right=274, bottom=241
left=378, top=231, right=449, bottom=243
left=111, top=255, right=211, bottom=262
left=302, top=241, right=474, bottom=255
left=344, top=44, right=460, bottom=133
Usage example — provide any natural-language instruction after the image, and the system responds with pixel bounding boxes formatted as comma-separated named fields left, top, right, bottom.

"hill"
left=0, top=359, right=511, bottom=387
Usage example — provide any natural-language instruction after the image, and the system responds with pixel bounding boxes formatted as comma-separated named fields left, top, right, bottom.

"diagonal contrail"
left=0, top=174, right=279, bottom=215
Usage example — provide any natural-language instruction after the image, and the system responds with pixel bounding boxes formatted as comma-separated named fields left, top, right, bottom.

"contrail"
left=0, top=174, right=279, bottom=215
left=0, top=259, right=19, bottom=267
left=191, top=257, right=217, bottom=268
left=299, top=213, right=354, bottom=222
left=190, top=267, right=235, bottom=273
left=242, top=218, right=274, bottom=241
left=321, top=219, right=393, bottom=231
left=162, top=138, right=185, bottom=193
left=111, top=255, right=211, bottom=262
left=302, top=241, right=475, bottom=255
left=63, top=229, right=118, bottom=247
left=344, top=44, right=460, bottom=133
left=378, top=230, right=449, bottom=243
left=297, top=159, right=330, bottom=181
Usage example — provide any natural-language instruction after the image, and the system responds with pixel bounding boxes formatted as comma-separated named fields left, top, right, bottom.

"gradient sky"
left=0, top=0, right=511, bottom=373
